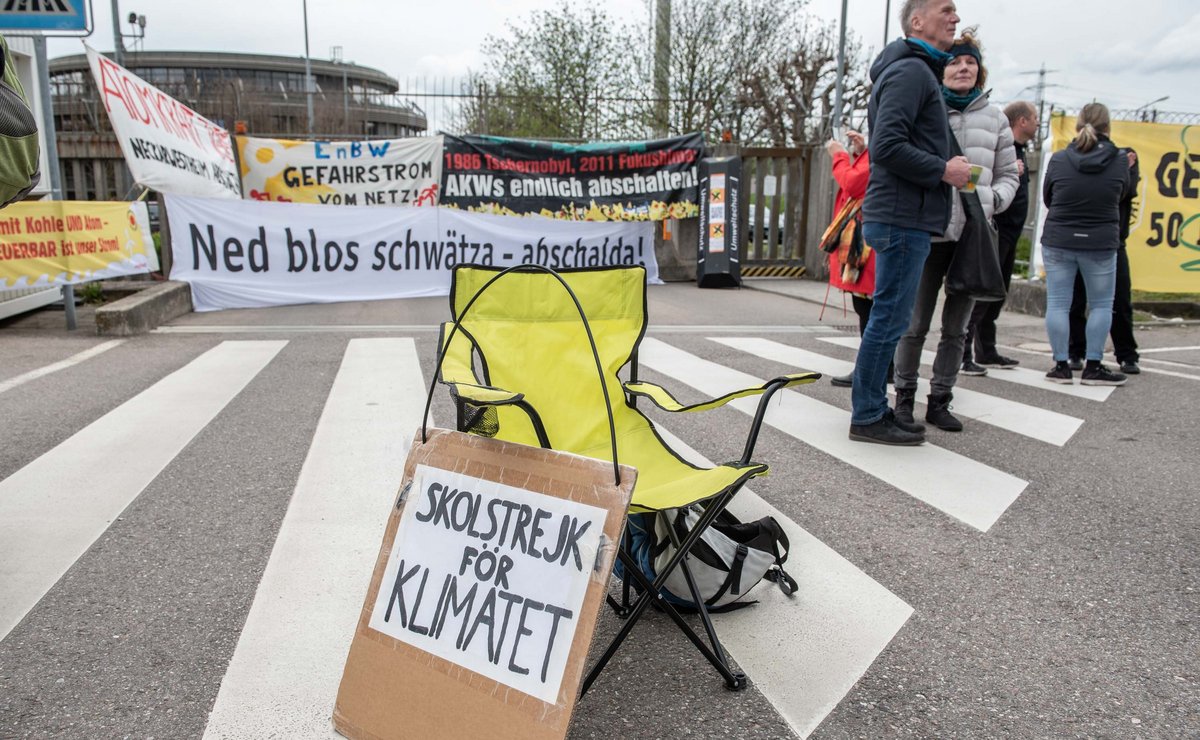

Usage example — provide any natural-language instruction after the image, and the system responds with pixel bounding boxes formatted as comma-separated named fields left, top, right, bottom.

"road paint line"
left=653, top=425, right=912, bottom=739
left=1002, top=345, right=1200, bottom=382
left=0, top=340, right=125, bottom=395
left=716, top=337, right=1083, bottom=446
left=1137, top=345, right=1200, bottom=353
left=639, top=338, right=1027, bottom=532
left=0, top=340, right=286, bottom=640
left=152, top=324, right=838, bottom=335
left=203, top=338, right=427, bottom=739
left=820, top=336, right=1115, bottom=401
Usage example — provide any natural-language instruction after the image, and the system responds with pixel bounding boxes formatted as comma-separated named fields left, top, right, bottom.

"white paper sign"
left=86, top=45, right=240, bottom=199
left=165, top=194, right=660, bottom=311
left=238, top=135, right=442, bottom=207
left=368, top=464, right=608, bottom=704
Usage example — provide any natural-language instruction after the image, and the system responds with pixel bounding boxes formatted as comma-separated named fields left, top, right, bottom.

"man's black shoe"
left=1120, top=360, right=1140, bottom=375
left=960, top=360, right=989, bottom=376
left=1068, top=357, right=1083, bottom=372
left=831, top=374, right=853, bottom=387
left=977, top=353, right=1019, bottom=368
left=849, top=415, right=925, bottom=446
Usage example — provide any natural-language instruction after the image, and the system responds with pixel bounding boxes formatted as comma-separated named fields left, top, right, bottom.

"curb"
left=95, top=281, right=193, bottom=336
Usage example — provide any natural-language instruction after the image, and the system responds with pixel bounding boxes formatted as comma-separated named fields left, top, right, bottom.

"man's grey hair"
left=899, top=0, right=932, bottom=36
left=1004, top=100, right=1037, bottom=125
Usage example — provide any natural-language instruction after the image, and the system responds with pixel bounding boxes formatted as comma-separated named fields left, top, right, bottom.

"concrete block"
left=95, top=281, right=193, bottom=336
left=1004, top=278, right=1047, bottom=317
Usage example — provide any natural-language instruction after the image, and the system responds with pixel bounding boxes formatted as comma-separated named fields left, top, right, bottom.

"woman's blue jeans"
left=1043, top=246, right=1117, bottom=362
left=852, top=223, right=931, bottom=425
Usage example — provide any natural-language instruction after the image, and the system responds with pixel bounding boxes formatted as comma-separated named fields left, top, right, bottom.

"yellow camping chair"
left=425, top=264, right=819, bottom=693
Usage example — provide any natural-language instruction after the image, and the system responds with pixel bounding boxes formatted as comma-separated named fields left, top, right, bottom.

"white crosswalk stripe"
left=3, top=331, right=1113, bottom=739
left=653, top=426, right=912, bottom=740
left=639, top=337, right=1028, bottom=532
left=203, top=338, right=428, bottom=739
left=818, top=336, right=1115, bottom=401
left=0, top=340, right=286, bottom=640
left=0, top=340, right=125, bottom=395
left=715, top=337, right=1084, bottom=446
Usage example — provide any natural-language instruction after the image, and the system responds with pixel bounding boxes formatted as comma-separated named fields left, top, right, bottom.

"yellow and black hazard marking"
left=710, top=223, right=725, bottom=238
left=741, top=264, right=807, bottom=278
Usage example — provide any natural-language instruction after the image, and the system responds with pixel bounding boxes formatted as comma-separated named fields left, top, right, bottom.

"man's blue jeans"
left=1043, top=246, right=1117, bottom=361
left=851, top=223, right=932, bottom=425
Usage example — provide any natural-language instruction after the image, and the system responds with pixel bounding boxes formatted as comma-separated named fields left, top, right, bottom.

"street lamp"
left=1134, top=95, right=1168, bottom=121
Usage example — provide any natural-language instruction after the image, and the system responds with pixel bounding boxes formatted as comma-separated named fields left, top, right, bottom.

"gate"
left=738, top=145, right=834, bottom=279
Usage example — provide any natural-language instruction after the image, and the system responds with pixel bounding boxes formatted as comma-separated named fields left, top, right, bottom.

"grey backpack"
left=0, top=35, right=41, bottom=208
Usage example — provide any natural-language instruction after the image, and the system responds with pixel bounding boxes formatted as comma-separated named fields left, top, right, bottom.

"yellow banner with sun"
left=236, top=135, right=442, bottom=207
left=0, top=201, right=157, bottom=290
left=1050, top=115, right=1200, bottom=293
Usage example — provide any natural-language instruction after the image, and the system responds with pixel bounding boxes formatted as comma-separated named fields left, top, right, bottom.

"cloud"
left=1136, top=12, right=1200, bottom=71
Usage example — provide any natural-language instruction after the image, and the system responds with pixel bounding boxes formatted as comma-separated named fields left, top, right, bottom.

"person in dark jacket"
left=1041, top=102, right=1132, bottom=386
left=849, top=0, right=970, bottom=446
left=1066, top=147, right=1141, bottom=373
left=962, top=100, right=1038, bottom=373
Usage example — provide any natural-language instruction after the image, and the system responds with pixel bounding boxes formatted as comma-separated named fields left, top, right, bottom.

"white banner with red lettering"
left=165, top=195, right=659, bottom=312
left=86, top=45, right=240, bottom=199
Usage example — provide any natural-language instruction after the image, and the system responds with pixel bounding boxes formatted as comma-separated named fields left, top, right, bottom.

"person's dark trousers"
left=963, top=222, right=1019, bottom=363
left=851, top=294, right=895, bottom=380
left=852, top=294, right=873, bottom=335
left=851, top=223, right=931, bottom=426
left=1069, top=244, right=1138, bottom=362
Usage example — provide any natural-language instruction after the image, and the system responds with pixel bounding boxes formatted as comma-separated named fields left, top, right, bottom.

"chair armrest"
left=445, top=382, right=524, bottom=407
left=624, top=372, right=820, bottom=413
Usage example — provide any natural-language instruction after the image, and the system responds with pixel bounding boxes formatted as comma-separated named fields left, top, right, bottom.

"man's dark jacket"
left=862, top=38, right=953, bottom=235
left=1041, top=135, right=1131, bottom=251
left=994, top=140, right=1029, bottom=233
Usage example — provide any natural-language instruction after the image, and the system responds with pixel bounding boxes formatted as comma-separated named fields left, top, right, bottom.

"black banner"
left=439, top=133, right=704, bottom=221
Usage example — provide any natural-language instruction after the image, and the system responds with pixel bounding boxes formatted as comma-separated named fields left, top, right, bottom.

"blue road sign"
left=0, top=0, right=92, bottom=36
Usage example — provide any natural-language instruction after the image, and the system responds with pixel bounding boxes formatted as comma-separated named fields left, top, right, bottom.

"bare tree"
left=459, top=1, right=641, bottom=140
left=740, top=14, right=870, bottom=145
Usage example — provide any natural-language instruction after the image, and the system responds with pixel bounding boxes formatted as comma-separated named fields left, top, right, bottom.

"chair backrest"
left=447, top=265, right=648, bottom=459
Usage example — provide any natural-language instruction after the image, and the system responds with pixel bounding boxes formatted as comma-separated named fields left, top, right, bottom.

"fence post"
left=804, top=147, right=835, bottom=279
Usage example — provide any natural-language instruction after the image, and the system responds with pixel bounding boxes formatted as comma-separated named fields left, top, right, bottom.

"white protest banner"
left=86, top=46, right=240, bottom=199
left=367, top=464, right=607, bottom=704
left=165, top=194, right=659, bottom=312
left=237, top=135, right=442, bottom=207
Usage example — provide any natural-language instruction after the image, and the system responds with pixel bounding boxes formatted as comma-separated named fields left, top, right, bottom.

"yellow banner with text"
left=0, top=201, right=156, bottom=290
left=1050, top=115, right=1200, bottom=293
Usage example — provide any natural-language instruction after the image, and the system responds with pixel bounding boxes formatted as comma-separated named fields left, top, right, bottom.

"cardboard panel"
left=334, top=428, right=635, bottom=740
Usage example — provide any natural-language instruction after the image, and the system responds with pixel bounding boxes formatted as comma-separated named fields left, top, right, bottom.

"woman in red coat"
left=824, top=130, right=883, bottom=387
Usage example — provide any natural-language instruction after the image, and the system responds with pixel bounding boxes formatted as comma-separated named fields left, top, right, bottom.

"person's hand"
left=943, top=156, right=972, bottom=188
left=825, top=139, right=847, bottom=157
left=1127, top=151, right=1137, bottom=168
left=1016, top=159, right=1026, bottom=176
left=846, top=130, right=866, bottom=155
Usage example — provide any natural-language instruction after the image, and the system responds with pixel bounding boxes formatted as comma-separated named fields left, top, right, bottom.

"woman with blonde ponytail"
left=1040, top=102, right=1133, bottom=386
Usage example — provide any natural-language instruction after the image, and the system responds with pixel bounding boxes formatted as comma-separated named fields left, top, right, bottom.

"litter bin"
left=697, top=156, right=742, bottom=288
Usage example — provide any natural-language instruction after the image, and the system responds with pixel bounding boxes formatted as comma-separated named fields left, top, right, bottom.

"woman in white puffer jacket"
left=892, top=27, right=1019, bottom=433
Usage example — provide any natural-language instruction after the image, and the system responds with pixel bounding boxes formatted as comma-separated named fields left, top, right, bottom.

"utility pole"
left=110, top=0, right=126, bottom=66
left=832, top=0, right=849, bottom=137
left=303, top=0, right=314, bottom=135
left=1021, top=64, right=1059, bottom=151
left=652, top=0, right=670, bottom=137
left=883, top=0, right=891, bottom=47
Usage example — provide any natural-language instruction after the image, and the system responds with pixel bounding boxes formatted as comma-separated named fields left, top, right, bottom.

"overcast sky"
left=48, top=0, right=1200, bottom=115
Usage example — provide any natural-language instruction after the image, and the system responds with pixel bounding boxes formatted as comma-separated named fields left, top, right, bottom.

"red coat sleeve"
left=831, top=151, right=870, bottom=201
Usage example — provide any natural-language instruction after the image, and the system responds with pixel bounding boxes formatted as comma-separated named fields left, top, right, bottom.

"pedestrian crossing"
left=0, top=330, right=1123, bottom=738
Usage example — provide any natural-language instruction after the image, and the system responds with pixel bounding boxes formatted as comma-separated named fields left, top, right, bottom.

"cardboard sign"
left=334, top=428, right=635, bottom=740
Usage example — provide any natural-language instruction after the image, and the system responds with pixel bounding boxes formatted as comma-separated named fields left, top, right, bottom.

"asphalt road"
left=1, top=280, right=1197, bottom=739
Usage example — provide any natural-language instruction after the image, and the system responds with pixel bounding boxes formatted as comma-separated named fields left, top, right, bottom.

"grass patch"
left=1132, top=290, right=1200, bottom=302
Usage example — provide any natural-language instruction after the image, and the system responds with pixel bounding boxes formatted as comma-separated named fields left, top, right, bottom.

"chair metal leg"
left=583, top=490, right=749, bottom=695
left=665, top=517, right=735, bottom=673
